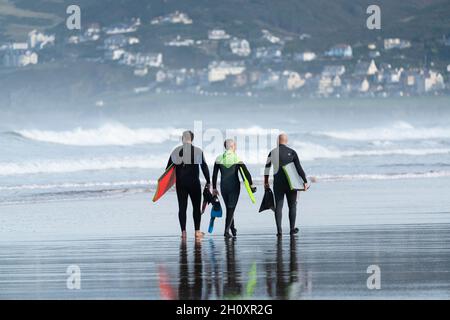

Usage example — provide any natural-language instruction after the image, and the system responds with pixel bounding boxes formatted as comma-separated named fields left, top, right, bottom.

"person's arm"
left=212, top=162, right=219, bottom=190
left=201, top=152, right=211, bottom=185
left=293, top=151, right=308, bottom=184
left=240, top=163, right=253, bottom=185
left=264, top=152, right=272, bottom=188
left=166, top=154, right=173, bottom=170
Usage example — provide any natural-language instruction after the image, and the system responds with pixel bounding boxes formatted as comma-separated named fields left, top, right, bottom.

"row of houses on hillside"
left=1, top=30, right=54, bottom=67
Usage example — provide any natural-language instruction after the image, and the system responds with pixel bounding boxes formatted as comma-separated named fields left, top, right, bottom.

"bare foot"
left=181, top=231, right=187, bottom=240
left=195, top=231, right=205, bottom=240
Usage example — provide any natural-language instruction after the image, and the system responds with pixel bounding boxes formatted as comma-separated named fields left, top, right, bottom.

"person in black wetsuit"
left=212, top=139, right=254, bottom=238
left=167, top=131, right=211, bottom=240
left=264, top=133, right=308, bottom=237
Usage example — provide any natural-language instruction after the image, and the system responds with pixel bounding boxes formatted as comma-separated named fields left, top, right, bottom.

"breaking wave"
left=315, top=170, right=450, bottom=182
left=315, top=121, right=450, bottom=141
left=0, top=156, right=167, bottom=176
left=12, top=124, right=277, bottom=147
left=0, top=180, right=156, bottom=191
left=294, top=142, right=450, bottom=161
left=14, top=124, right=185, bottom=146
left=1, top=142, right=449, bottom=176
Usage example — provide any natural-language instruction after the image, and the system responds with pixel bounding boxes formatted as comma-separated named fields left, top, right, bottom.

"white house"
left=134, top=67, right=148, bottom=77
left=424, top=70, right=445, bottom=92
left=104, top=18, right=140, bottom=35
left=128, top=37, right=140, bottom=45
left=208, top=29, right=230, bottom=40
left=83, top=23, right=101, bottom=41
left=325, top=44, right=353, bottom=59
left=208, top=61, right=245, bottom=82
left=165, top=36, right=194, bottom=47
left=3, top=50, right=38, bottom=67
left=121, top=52, right=163, bottom=68
left=293, top=52, right=316, bottom=62
left=299, top=33, right=311, bottom=40
left=354, top=60, right=378, bottom=76
left=229, top=38, right=251, bottom=57
left=384, top=38, right=411, bottom=50
left=2, top=42, right=29, bottom=50
left=317, top=76, right=334, bottom=96
left=104, top=49, right=125, bottom=61
left=151, top=11, right=192, bottom=25
left=104, top=35, right=128, bottom=49
left=322, top=65, right=346, bottom=77
left=385, top=68, right=403, bottom=83
left=255, top=46, right=282, bottom=61
left=360, top=78, right=370, bottom=92
left=280, top=70, right=305, bottom=90
left=261, top=29, right=281, bottom=44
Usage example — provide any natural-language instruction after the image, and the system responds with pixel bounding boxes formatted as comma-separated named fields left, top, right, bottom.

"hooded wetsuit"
left=167, top=143, right=210, bottom=232
left=212, top=150, right=253, bottom=234
left=264, top=144, right=307, bottom=234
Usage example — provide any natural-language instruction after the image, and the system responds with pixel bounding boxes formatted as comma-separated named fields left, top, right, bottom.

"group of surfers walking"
left=165, top=131, right=309, bottom=240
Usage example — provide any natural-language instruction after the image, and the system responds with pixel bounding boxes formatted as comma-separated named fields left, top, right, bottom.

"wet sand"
left=1, top=224, right=449, bottom=300
left=0, top=178, right=449, bottom=299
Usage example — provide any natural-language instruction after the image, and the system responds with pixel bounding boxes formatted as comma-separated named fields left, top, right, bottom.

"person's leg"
left=287, top=190, right=298, bottom=234
left=189, top=182, right=203, bottom=236
left=176, top=185, right=189, bottom=235
left=230, top=218, right=236, bottom=236
left=224, top=207, right=236, bottom=237
left=223, top=190, right=239, bottom=237
left=273, top=185, right=285, bottom=236
left=230, top=188, right=239, bottom=236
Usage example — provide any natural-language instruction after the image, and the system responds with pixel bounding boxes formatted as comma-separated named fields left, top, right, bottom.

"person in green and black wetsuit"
left=212, top=139, right=255, bottom=238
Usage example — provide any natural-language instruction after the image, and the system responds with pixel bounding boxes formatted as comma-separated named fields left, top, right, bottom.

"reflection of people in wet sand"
left=265, top=237, right=305, bottom=299
left=178, top=239, right=203, bottom=300
left=204, top=239, right=222, bottom=299
left=223, top=238, right=242, bottom=298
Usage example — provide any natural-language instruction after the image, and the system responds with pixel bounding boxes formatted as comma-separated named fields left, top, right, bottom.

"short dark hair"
left=182, top=130, right=194, bottom=142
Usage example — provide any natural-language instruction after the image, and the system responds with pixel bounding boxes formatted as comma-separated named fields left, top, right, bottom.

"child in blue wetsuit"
left=212, top=139, right=254, bottom=238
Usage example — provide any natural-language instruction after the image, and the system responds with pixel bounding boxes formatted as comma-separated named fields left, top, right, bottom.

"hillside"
left=1, top=0, right=449, bottom=46
left=0, top=0, right=449, bottom=108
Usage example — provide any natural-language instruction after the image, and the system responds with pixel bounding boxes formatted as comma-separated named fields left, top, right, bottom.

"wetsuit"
left=212, top=150, right=253, bottom=235
left=264, top=144, right=307, bottom=234
left=167, top=143, right=210, bottom=232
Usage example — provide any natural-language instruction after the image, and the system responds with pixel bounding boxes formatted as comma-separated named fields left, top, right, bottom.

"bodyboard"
left=282, top=162, right=305, bottom=191
left=239, top=167, right=256, bottom=204
left=152, top=164, right=176, bottom=202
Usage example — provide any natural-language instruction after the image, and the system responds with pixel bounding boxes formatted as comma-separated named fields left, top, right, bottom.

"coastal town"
left=1, top=10, right=449, bottom=99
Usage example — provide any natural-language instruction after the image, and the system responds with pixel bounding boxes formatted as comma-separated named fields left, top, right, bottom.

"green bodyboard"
left=239, top=167, right=256, bottom=204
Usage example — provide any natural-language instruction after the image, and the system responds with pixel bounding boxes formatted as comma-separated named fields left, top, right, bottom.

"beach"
left=1, top=96, right=450, bottom=299
left=1, top=177, right=449, bottom=299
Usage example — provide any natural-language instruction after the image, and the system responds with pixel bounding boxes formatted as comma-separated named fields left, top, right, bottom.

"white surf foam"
left=315, top=171, right=450, bottom=182
left=0, top=180, right=156, bottom=191
left=315, top=121, right=450, bottom=141
left=294, top=141, right=450, bottom=161
left=16, top=124, right=185, bottom=146
left=1, top=142, right=449, bottom=176
left=0, top=156, right=167, bottom=176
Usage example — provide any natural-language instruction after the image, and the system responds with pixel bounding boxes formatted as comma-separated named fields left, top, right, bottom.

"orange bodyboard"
left=153, top=164, right=176, bottom=202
